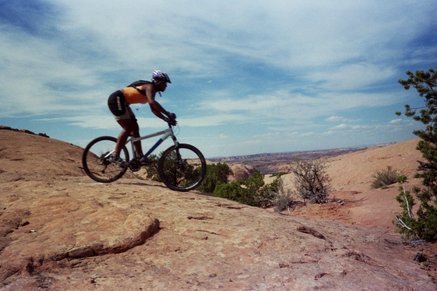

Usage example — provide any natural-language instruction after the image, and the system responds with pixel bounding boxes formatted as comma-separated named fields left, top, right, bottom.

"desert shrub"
left=395, top=177, right=437, bottom=242
left=214, top=181, right=254, bottom=205
left=291, top=159, right=331, bottom=203
left=254, top=175, right=281, bottom=208
left=242, top=171, right=264, bottom=192
left=213, top=170, right=264, bottom=206
left=394, top=69, right=436, bottom=242
left=274, top=192, right=294, bottom=212
left=213, top=170, right=291, bottom=208
left=198, top=163, right=231, bottom=193
left=143, top=154, right=160, bottom=180
left=251, top=175, right=294, bottom=212
left=270, top=178, right=294, bottom=212
left=371, top=166, right=402, bottom=189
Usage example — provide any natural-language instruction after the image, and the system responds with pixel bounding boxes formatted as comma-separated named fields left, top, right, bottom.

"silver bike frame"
left=126, top=126, right=179, bottom=161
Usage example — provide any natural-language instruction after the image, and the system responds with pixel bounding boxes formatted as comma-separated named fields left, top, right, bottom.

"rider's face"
left=156, top=81, right=167, bottom=92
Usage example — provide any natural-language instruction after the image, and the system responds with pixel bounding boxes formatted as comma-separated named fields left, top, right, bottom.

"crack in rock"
left=53, top=218, right=160, bottom=261
left=297, top=226, right=326, bottom=240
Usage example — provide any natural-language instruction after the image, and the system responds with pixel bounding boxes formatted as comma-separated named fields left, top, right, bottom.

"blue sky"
left=1, top=0, right=436, bottom=157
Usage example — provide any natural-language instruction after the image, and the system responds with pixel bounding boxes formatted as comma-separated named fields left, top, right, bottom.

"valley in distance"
left=211, top=146, right=370, bottom=174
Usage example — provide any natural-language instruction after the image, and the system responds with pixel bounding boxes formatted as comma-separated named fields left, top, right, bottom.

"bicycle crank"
left=129, top=159, right=141, bottom=172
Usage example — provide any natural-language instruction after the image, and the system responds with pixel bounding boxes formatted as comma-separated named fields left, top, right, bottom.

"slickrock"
left=0, top=128, right=435, bottom=290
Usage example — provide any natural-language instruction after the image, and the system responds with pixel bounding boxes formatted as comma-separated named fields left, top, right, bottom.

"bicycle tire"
left=158, top=143, right=206, bottom=192
left=82, top=136, right=130, bottom=183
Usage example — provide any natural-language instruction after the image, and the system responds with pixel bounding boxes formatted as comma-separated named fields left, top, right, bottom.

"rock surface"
left=228, top=163, right=255, bottom=181
left=0, top=128, right=435, bottom=290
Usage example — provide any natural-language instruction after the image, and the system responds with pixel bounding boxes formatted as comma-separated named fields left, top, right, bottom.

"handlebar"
left=165, top=112, right=177, bottom=127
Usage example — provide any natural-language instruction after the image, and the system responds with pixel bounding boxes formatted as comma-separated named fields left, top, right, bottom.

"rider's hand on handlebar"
left=167, top=112, right=177, bottom=126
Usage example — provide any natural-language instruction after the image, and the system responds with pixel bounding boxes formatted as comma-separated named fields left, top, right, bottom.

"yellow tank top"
left=122, top=87, right=148, bottom=104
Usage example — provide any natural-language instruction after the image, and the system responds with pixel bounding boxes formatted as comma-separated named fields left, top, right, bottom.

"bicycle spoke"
left=158, top=144, right=206, bottom=191
left=82, top=136, right=129, bottom=183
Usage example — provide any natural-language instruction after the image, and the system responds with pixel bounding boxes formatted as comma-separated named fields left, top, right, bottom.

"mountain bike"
left=81, top=119, right=206, bottom=192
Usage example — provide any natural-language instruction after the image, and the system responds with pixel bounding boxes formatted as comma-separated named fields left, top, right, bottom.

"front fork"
left=171, top=134, right=182, bottom=162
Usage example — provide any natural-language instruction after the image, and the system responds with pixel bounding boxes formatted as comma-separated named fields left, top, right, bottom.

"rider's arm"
left=144, top=85, right=170, bottom=120
left=150, top=101, right=169, bottom=120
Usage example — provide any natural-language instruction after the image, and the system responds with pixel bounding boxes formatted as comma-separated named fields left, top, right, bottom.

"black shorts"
left=108, top=91, right=134, bottom=120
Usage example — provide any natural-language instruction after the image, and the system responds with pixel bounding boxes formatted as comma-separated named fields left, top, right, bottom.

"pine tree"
left=395, top=69, right=436, bottom=242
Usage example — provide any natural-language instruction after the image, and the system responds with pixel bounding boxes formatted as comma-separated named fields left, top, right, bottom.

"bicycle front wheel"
left=158, top=143, right=206, bottom=192
left=82, top=136, right=130, bottom=183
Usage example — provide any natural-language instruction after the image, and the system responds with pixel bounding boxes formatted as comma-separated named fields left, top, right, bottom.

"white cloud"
left=43, top=0, right=436, bottom=74
left=2, top=0, right=434, bottom=118
left=0, top=0, right=435, bottom=156
left=0, top=24, right=107, bottom=117
left=331, top=124, right=370, bottom=131
left=333, top=124, right=349, bottom=130
left=49, top=115, right=118, bottom=130
left=181, top=114, right=246, bottom=127
left=307, top=63, right=397, bottom=91
left=197, top=89, right=400, bottom=124
left=389, top=118, right=403, bottom=125
left=326, top=116, right=351, bottom=123
left=62, top=115, right=187, bottom=130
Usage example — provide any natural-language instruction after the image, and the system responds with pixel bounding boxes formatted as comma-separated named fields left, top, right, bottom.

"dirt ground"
left=273, top=139, right=423, bottom=230
left=0, top=128, right=435, bottom=289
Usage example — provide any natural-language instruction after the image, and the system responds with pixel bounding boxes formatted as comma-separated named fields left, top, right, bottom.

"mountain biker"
left=107, top=70, right=176, bottom=167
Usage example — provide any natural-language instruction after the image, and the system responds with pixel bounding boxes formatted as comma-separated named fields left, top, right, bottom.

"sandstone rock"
left=0, top=129, right=435, bottom=289
left=228, top=163, right=255, bottom=181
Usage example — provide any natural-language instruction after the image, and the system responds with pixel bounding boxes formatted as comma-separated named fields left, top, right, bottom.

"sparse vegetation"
left=371, top=166, right=402, bottom=189
left=394, top=69, right=436, bottom=242
left=214, top=181, right=252, bottom=204
left=214, top=170, right=271, bottom=207
left=254, top=175, right=282, bottom=208
left=142, top=154, right=160, bottom=180
left=198, top=163, right=231, bottom=193
left=198, top=162, right=259, bottom=205
left=291, top=159, right=331, bottom=203
left=270, top=179, right=294, bottom=213
left=200, top=165, right=291, bottom=209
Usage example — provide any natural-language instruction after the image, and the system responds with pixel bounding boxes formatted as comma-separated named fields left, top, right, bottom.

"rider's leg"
left=109, top=91, right=132, bottom=159
left=130, top=118, right=144, bottom=157
left=114, top=119, right=132, bottom=158
left=114, top=121, right=142, bottom=157
left=114, top=107, right=143, bottom=158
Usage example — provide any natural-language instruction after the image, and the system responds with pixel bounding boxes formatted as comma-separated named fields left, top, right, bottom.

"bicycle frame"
left=126, top=125, right=179, bottom=161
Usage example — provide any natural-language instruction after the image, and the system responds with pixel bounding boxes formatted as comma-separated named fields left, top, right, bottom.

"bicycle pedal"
left=129, top=160, right=141, bottom=172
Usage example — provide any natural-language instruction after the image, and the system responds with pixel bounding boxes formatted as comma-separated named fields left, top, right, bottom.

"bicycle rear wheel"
left=158, top=143, right=206, bottom=192
left=82, top=136, right=129, bottom=183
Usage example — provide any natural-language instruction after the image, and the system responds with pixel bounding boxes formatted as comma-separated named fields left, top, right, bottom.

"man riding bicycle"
left=107, top=70, right=176, bottom=167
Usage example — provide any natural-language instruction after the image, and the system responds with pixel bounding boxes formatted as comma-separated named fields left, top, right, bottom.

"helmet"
left=152, top=70, right=171, bottom=83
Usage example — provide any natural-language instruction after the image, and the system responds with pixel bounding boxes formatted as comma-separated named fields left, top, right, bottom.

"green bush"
left=253, top=175, right=280, bottom=208
left=394, top=69, right=437, bottom=242
left=371, top=166, right=402, bottom=189
left=242, top=171, right=265, bottom=193
left=213, top=170, right=264, bottom=206
left=395, top=182, right=437, bottom=242
left=198, top=163, right=231, bottom=193
left=213, top=170, right=290, bottom=208
left=214, top=181, right=255, bottom=206
left=204, top=167, right=294, bottom=210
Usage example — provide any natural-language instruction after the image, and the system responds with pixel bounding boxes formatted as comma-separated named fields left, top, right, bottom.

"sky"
left=0, top=0, right=436, bottom=158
